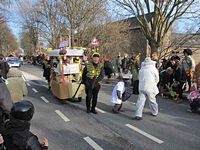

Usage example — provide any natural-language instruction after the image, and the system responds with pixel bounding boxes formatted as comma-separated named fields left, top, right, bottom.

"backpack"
left=4, top=130, right=35, bottom=150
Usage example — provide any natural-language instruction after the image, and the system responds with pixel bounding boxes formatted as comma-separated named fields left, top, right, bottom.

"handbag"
left=122, top=91, right=131, bottom=102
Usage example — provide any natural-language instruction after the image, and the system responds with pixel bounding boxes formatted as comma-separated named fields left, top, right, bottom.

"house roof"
left=124, top=12, right=154, bottom=30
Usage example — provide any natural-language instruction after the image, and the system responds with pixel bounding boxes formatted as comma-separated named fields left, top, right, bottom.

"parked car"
left=6, top=57, right=21, bottom=68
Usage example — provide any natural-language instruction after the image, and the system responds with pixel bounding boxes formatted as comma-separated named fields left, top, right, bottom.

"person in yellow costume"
left=82, top=52, right=104, bottom=114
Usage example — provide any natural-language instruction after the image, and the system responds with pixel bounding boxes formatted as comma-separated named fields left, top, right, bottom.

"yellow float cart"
left=48, top=47, right=86, bottom=101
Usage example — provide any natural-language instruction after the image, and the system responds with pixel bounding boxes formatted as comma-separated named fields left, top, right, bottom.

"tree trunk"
left=148, top=40, right=159, bottom=55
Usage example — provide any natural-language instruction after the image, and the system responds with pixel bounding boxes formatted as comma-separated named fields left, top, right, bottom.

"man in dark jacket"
left=170, top=56, right=187, bottom=100
left=0, top=54, right=9, bottom=79
left=104, top=57, right=115, bottom=84
left=0, top=78, right=13, bottom=133
left=43, top=56, right=51, bottom=90
left=82, top=52, right=104, bottom=114
left=2, top=100, right=48, bottom=150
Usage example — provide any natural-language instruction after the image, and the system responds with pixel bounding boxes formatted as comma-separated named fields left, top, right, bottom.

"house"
left=171, top=33, right=200, bottom=65
left=124, top=13, right=172, bottom=59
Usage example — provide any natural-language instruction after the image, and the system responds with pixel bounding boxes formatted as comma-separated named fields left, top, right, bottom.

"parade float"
left=48, top=46, right=86, bottom=101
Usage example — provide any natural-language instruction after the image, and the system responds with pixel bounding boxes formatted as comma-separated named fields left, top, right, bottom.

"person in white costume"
left=134, top=57, right=159, bottom=120
left=111, top=76, right=125, bottom=113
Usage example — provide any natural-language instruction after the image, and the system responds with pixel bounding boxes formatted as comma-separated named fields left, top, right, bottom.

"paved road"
left=19, top=64, right=200, bottom=150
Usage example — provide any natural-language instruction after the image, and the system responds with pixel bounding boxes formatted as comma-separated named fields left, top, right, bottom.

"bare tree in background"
left=115, top=0, right=197, bottom=54
left=60, top=0, right=107, bottom=47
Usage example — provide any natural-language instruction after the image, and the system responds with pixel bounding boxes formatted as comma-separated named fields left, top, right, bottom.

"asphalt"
left=19, top=64, right=200, bottom=150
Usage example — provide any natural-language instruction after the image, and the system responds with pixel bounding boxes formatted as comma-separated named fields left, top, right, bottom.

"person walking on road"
left=2, top=100, right=48, bottom=150
left=0, top=54, right=9, bottom=80
left=0, top=78, right=13, bottom=133
left=43, top=56, right=51, bottom=90
left=6, top=68, right=28, bottom=103
left=134, top=57, right=159, bottom=120
left=82, top=52, right=104, bottom=114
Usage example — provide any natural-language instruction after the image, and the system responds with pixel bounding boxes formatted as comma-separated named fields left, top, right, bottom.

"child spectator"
left=111, top=76, right=125, bottom=113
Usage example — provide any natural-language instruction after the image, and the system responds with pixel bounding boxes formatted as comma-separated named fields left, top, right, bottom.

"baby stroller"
left=187, top=87, right=200, bottom=114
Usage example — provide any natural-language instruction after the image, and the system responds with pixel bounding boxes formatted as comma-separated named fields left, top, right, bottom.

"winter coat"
left=104, top=61, right=115, bottom=76
left=172, top=63, right=187, bottom=83
left=182, top=55, right=195, bottom=72
left=43, top=60, right=51, bottom=80
left=0, top=60, right=9, bottom=79
left=139, top=58, right=159, bottom=95
left=0, top=78, right=13, bottom=118
left=6, top=68, right=28, bottom=103
left=111, top=81, right=125, bottom=104
left=122, top=58, right=129, bottom=73
left=3, top=117, right=48, bottom=150
left=128, top=59, right=140, bottom=81
left=82, top=62, right=104, bottom=90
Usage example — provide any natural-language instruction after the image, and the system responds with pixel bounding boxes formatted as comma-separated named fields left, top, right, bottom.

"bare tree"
left=115, top=0, right=197, bottom=54
left=0, top=0, right=11, bottom=24
left=60, top=0, right=107, bottom=47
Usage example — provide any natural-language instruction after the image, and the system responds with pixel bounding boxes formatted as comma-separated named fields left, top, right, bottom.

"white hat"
left=143, top=57, right=156, bottom=66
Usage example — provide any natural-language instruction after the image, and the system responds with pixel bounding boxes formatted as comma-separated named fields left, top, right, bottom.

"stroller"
left=187, top=87, right=200, bottom=114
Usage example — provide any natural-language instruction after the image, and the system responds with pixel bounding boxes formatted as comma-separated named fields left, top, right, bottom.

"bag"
left=122, top=91, right=131, bottom=102
left=190, top=98, right=200, bottom=113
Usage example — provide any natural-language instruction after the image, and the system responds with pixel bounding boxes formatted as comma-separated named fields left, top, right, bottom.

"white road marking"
left=27, top=83, right=31, bottom=87
left=125, top=124, right=164, bottom=144
left=22, top=75, right=26, bottom=81
left=83, top=136, right=103, bottom=150
left=96, top=108, right=106, bottom=114
left=42, top=85, right=48, bottom=88
left=40, top=96, right=49, bottom=103
left=55, top=110, right=70, bottom=122
left=32, top=88, right=38, bottom=93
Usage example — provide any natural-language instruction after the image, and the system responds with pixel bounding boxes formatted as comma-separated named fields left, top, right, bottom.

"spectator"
left=3, top=100, right=48, bottom=150
left=134, top=57, right=159, bottom=120
left=0, top=54, right=9, bottom=79
left=128, top=53, right=140, bottom=94
left=0, top=78, right=13, bottom=133
left=182, top=48, right=195, bottom=91
left=104, top=57, right=115, bottom=84
left=159, top=67, right=174, bottom=97
left=121, top=53, right=129, bottom=74
left=6, top=68, right=28, bottom=102
left=170, top=55, right=187, bottom=101
left=116, top=54, right=122, bottom=77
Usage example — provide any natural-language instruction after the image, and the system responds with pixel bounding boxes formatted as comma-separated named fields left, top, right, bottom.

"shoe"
left=86, top=109, right=90, bottom=113
left=134, top=116, right=142, bottom=120
left=151, top=114, right=157, bottom=117
left=112, top=109, right=119, bottom=114
left=91, top=110, right=98, bottom=114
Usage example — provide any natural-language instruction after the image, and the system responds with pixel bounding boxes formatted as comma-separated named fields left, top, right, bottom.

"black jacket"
left=0, top=60, right=9, bottom=79
left=3, top=118, right=48, bottom=150
left=104, top=61, right=115, bottom=76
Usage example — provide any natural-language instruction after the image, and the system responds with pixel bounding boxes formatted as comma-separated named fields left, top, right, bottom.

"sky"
left=6, top=0, right=200, bottom=43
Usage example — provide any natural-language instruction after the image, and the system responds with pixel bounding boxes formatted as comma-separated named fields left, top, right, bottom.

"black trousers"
left=85, top=84, right=101, bottom=111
